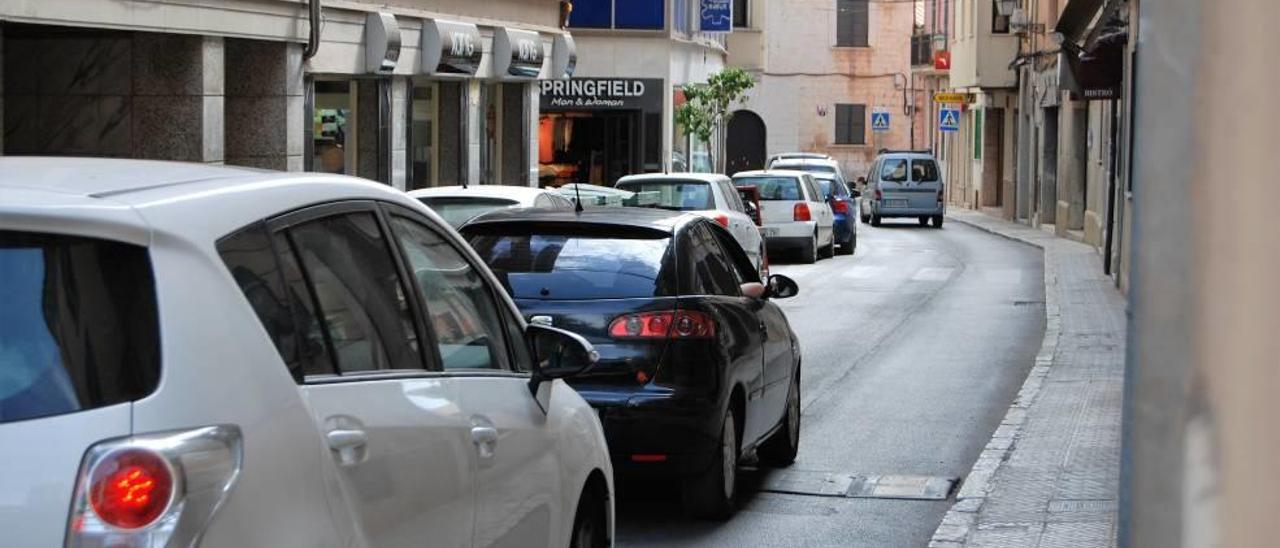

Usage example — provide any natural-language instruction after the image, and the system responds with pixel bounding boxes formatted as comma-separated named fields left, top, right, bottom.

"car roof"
left=877, top=151, right=937, bottom=160
left=732, top=169, right=812, bottom=179
left=771, top=158, right=840, bottom=168
left=770, top=152, right=831, bottom=160
left=616, top=172, right=731, bottom=185
left=462, top=205, right=701, bottom=234
left=0, top=157, right=436, bottom=248
left=406, top=185, right=553, bottom=203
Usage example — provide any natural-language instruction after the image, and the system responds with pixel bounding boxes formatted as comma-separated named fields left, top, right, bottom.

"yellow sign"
left=933, top=92, right=972, bottom=104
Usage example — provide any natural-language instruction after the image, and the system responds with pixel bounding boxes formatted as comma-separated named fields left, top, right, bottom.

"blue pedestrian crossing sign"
left=939, top=107, right=961, bottom=133
left=871, top=110, right=891, bottom=132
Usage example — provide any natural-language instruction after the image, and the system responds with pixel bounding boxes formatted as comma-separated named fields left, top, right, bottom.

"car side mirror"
left=526, top=324, right=599, bottom=395
left=765, top=274, right=799, bottom=299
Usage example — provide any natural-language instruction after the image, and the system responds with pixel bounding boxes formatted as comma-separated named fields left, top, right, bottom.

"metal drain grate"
left=757, top=470, right=958, bottom=501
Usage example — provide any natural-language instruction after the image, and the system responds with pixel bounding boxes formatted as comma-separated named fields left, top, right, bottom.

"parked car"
left=409, top=184, right=575, bottom=228
left=732, top=170, right=836, bottom=264
left=859, top=150, right=946, bottom=227
left=461, top=208, right=803, bottom=520
left=766, top=152, right=832, bottom=166
left=811, top=173, right=858, bottom=255
left=0, top=158, right=613, bottom=548
left=615, top=173, right=765, bottom=275
left=769, top=157, right=847, bottom=189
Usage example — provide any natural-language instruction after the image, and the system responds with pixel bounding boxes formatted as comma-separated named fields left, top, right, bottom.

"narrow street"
left=617, top=219, right=1046, bottom=547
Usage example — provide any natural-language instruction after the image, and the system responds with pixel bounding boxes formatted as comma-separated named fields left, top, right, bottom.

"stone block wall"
left=224, top=39, right=304, bottom=171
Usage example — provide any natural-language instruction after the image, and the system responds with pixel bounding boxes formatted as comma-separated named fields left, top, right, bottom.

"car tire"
left=799, top=234, right=818, bottom=264
left=931, top=215, right=944, bottom=228
left=569, top=482, right=609, bottom=548
left=836, top=232, right=855, bottom=256
left=870, top=215, right=882, bottom=227
left=918, top=216, right=929, bottom=227
left=682, top=411, right=738, bottom=521
left=759, top=369, right=801, bottom=466
left=819, top=234, right=835, bottom=259
left=860, top=213, right=871, bottom=224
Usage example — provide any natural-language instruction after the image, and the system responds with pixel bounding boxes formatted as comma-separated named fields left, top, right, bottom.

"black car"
left=462, top=208, right=802, bottom=519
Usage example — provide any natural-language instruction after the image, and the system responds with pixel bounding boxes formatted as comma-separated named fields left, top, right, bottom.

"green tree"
left=674, top=67, right=755, bottom=172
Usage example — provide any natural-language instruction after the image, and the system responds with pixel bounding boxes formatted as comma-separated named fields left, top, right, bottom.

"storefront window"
left=408, top=80, right=435, bottom=190
left=479, top=83, right=499, bottom=184
left=310, top=78, right=386, bottom=182
left=312, top=80, right=353, bottom=175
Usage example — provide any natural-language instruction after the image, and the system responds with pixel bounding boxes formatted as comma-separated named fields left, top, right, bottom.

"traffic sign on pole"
left=939, top=106, right=961, bottom=133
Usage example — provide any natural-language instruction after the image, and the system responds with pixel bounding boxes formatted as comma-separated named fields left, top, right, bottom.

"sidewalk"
left=930, top=210, right=1126, bottom=548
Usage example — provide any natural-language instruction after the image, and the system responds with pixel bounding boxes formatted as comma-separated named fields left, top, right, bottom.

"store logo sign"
left=540, top=78, right=663, bottom=111
left=449, top=32, right=476, bottom=58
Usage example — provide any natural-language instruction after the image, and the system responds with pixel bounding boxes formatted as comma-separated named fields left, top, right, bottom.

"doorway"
left=726, top=110, right=767, bottom=175
left=538, top=111, right=640, bottom=187
left=1039, top=107, right=1059, bottom=225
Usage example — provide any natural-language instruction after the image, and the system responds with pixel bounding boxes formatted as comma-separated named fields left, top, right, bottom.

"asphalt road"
left=615, top=217, right=1046, bottom=547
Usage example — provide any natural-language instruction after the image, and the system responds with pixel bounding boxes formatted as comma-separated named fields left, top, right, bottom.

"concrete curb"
left=927, top=213, right=1063, bottom=548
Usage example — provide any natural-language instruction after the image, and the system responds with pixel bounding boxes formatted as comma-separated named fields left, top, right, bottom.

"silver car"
left=859, top=151, right=946, bottom=228
left=732, top=170, right=836, bottom=264
left=0, top=158, right=613, bottom=547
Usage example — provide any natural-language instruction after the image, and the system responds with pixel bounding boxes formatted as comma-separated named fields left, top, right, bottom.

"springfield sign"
left=540, top=78, right=662, bottom=111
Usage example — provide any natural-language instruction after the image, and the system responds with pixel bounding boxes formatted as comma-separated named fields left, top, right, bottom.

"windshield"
left=736, top=177, right=803, bottom=201
left=420, top=197, right=519, bottom=228
left=777, top=163, right=837, bottom=175
left=814, top=177, right=847, bottom=199
left=468, top=231, right=674, bottom=300
left=615, top=180, right=715, bottom=211
left=912, top=159, right=940, bottom=182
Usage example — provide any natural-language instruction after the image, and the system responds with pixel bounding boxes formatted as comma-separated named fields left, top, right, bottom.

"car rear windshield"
left=615, top=180, right=714, bottom=211
left=419, top=197, right=518, bottom=228
left=814, top=177, right=848, bottom=199
left=467, top=227, right=674, bottom=300
left=737, top=177, right=803, bottom=201
left=912, top=159, right=940, bottom=182
left=778, top=164, right=836, bottom=175
left=0, top=232, right=159, bottom=424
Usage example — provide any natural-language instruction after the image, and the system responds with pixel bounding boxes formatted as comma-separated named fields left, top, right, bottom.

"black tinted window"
left=218, top=223, right=332, bottom=380
left=288, top=213, right=423, bottom=374
left=468, top=227, right=674, bottom=300
left=683, top=224, right=741, bottom=296
left=0, top=232, right=159, bottom=423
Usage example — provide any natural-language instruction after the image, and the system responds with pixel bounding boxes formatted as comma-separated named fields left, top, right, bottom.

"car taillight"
left=713, top=214, right=729, bottom=227
left=89, top=449, right=174, bottom=530
left=831, top=200, right=849, bottom=214
left=793, top=203, right=811, bottom=222
left=937, top=187, right=944, bottom=203
left=67, top=425, right=242, bottom=547
left=874, top=189, right=883, bottom=200
left=609, top=310, right=716, bottom=339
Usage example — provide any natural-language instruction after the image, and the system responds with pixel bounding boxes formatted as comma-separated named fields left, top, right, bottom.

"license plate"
left=762, top=228, right=779, bottom=237
left=883, top=199, right=908, bottom=208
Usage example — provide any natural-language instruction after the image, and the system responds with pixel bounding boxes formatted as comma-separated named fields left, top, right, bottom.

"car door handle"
left=471, top=425, right=499, bottom=460
left=326, top=429, right=368, bottom=467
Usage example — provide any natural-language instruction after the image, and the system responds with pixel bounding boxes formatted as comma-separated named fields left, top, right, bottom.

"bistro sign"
left=540, top=78, right=661, bottom=111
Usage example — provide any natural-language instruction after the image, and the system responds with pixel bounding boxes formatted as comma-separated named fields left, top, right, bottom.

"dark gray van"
left=859, top=151, right=945, bottom=228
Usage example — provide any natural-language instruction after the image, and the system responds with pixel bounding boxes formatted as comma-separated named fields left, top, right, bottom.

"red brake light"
left=89, top=449, right=174, bottom=530
left=713, top=214, right=729, bottom=227
left=793, top=203, right=811, bottom=221
left=874, top=189, right=883, bottom=200
left=609, top=311, right=716, bottom=339
left=832, top=200, right=849, bottom=214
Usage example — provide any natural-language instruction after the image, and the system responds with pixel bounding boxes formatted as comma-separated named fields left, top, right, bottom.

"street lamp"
left=996, top=0, right=1018, bottom=17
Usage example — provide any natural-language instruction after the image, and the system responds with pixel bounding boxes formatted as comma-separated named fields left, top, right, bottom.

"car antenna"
left=573, top=182, right=584, bottom=214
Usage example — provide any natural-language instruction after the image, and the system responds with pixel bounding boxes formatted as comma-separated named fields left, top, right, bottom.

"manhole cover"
left=757, top=470, right=957, bottom=501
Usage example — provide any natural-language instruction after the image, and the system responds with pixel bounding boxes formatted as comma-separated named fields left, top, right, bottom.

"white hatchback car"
left=614, top=173, right=766, bottom=273
left=0, top=158, right=613, bottom=548
left=732, top=170, right=836, bottom=264
left=409, top=185, right=576, bottom=228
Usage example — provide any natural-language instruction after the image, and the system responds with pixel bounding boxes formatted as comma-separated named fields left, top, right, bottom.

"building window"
left=836, top=0, right=869, bottom=46
left=569, top=0, right=665, bottom=30
left=734, top=0, right=749, bottom=27
left=835, top=104, right=866, bottom=145
left=992, top=0, right=1010, bottom=33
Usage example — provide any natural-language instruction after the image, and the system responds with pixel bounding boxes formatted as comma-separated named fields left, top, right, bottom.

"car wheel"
left=683, top=411, right=738, bottom=520
left=819, top=234, right=835, bottom=259
left=759, top=369, right=801, bottom=466
left=918, top=216, right=929, bottom=227
left=860, top=213, right=870, bottom=224
left=799, top=234, right=818, bottom=264
left=570, top=483, right=608, bottom=548
left=932, top=215, right=944, bottom=228
left=870, top=215, right=882, bottom=227
left=836, top=232, right=855, bottom=256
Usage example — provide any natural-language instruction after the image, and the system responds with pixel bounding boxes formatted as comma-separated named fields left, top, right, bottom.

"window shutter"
left=851, top=104, right=866, bottom=144
left=837, top=0, right=869, bottom=46
left=835, top=105, right=852, bottom=144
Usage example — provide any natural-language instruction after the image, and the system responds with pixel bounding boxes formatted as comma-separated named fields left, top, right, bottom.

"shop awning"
left=1054, top=0, right=1107, bottom=43
left=1062, top=14, right=1128, bottom=101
